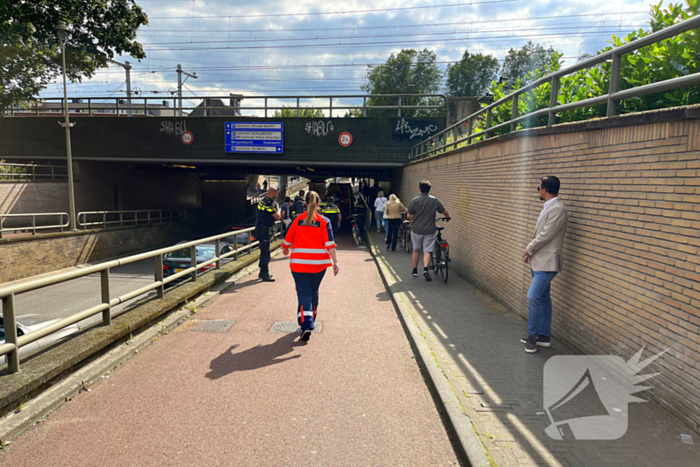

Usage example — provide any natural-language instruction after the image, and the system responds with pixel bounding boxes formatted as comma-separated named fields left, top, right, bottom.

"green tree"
left=361, top=49, right=444, bottom=117
left=501, top=41, right=556, bottom=87
left=273, top=107, right=325, bottom=117
left=476, top=0, right=700, bottom=137
left=445, top=50, right=500, bottom=97
left=1, top=0, right=148, bottom=113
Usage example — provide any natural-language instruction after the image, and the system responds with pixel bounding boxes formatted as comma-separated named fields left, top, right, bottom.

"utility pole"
left=176, top=64, right=197, bottom=116
left=108, top=59, right=132, bottom=116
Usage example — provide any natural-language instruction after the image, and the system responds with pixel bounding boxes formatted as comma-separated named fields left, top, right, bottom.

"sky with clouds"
left=40, top=0, right=675, bottom=108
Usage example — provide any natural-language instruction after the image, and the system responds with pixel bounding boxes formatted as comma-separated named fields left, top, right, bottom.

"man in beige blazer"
left=521, top=176, right=568, bottom=354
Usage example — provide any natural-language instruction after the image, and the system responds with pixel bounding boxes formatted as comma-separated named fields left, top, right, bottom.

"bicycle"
left=430, top=217, right=450, bottom=283
left=399, top=212, right=412, bottom=253
left=350, top=214, right=363, bottom=246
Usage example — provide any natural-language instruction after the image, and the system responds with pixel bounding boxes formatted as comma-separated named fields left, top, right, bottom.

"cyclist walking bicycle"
left=384, top=194, right=407, bottom=251
left=407, top=180, right=450, bottom=282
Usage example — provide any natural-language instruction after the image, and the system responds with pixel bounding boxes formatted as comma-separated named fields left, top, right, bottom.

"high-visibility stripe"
left=300, top=306, right=304, bottom=323
left=325, top=241, right=336, bottom=247
left=290, top=248, right=328, bottom=254
left=282, top=240, right=292, bottom=246
left=297, top=311, right=314, bottom=317
left=290, top=258, right=333, bottom=265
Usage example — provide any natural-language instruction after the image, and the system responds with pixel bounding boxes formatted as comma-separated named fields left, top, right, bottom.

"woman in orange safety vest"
left=282, top=191, right=340, bottom=342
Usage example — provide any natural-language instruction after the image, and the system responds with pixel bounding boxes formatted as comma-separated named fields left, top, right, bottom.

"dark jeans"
left=255, top=225, right=272, bottom=275
left=386, top=218, right=401, bottom=250
left=292, top=270, right=327, bottom=331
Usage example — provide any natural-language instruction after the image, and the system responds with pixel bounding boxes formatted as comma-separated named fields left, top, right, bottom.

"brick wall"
left=0, top=223, right=189, bottom=284
left=0, top=182, right=69, bottom=214
left=394, top=109, right=700, bottom=432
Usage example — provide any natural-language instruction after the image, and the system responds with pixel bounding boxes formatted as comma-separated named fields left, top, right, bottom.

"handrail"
left=0, top=212, right=70, bottom=238
left=7, top=94, right=447, bottom=118
left=0, top=162, right=68, bottom=181
left=0, top=221, right=282, bottom=373
left=77, top=209, right=182, bottom=229
left=409, top=15, right=700, bottom=161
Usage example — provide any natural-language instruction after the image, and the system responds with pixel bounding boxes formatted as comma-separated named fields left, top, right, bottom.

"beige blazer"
left=526, top=198, right=568, bottom=272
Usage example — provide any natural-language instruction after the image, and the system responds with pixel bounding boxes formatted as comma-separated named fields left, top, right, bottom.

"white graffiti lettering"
left=305, top=120, right=334, bottom=137
left=160, top=120, right=187, bottom=136
left=395, top=118, right=438, bottom=139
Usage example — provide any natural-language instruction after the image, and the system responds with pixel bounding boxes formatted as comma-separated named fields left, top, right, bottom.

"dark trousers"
left=256, top=225, right=272, bottom=275
left=292, top=270, right=327, bottom=331
left=386, top=218, right=401, bottom=251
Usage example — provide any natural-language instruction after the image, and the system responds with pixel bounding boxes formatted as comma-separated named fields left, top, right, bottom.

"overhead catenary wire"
left=147, top=0, right=519, bottom=20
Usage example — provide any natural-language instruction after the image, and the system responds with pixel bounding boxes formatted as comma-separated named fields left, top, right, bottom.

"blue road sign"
left=225, top=122, right=284, bottom=154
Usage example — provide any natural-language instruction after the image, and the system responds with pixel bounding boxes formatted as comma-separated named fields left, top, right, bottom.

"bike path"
left=370, top=231, right=700, bottom=467
left=0, top=234, right=460, bottom=467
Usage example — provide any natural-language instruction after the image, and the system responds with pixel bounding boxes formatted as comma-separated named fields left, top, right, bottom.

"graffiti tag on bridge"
left=305, top=120, right=334, bottom=137
left=160, top=121, right=188, bottom=136
left=394, top=118, right=438, bottom=139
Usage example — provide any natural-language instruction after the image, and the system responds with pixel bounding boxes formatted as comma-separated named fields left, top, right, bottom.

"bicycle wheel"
left=405, top=232, right=412, bottom=253
left=440, top=247, right=449, bottom=283
left=433, top=246, right=442, bottom=279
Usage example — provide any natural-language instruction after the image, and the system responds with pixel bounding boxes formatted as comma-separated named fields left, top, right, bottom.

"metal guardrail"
left=0, top=212, right=70, bottom=238
left=8, top=94, right=446, bottom=118
left=0, top=163, right=68, bottom=181
left=77, top=209, right=182, bottom=229
left=0, top=221, right=282, bottom=373
left=409, top=15, right=700, bottom=161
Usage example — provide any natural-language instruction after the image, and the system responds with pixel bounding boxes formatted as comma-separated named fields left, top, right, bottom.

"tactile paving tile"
left=184, top=319, right=236, bottom=333
left=269, top=321, right=322, bottom=334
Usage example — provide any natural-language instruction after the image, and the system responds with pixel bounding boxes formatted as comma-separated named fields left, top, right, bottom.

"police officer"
left=292, top=190, right=306, bottom=218
left=256, top=186, right=281, bottom=282
left=321, top=195, right=342, bottom=232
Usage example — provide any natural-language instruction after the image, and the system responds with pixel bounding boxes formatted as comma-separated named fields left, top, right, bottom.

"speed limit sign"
left=338, top=132, right=353, bottom=147
left=181, top=131, right=194, bottom=145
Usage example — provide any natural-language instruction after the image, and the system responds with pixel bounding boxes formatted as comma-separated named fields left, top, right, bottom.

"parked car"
left=162, top=241, right=236, bottom=285
left=220, top=224, right=256, bottom=246
left=1, top=314, right=80, bottom=365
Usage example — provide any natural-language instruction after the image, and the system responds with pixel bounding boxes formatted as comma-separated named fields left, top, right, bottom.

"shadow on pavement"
left=206, top=333, right=302, bottom=379
left=370, top=231, right=700, bottom=466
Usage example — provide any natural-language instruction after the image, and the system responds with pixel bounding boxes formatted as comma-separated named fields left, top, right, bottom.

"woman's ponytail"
left=304, top=191, right=320, bottom=226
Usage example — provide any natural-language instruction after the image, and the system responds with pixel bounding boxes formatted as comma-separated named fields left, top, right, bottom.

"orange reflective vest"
left=282, top=212, right=336, bottom=273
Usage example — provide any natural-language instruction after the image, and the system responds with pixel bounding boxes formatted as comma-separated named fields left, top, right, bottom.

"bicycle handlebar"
left=437, top=217, right=450, bottom=222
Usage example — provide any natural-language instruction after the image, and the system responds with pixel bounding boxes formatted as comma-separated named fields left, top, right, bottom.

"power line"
left=143, top=30, right=639, bottom=52
left=136, top=24, right=645, bottom=46
left=148, top=0, right=518, bottom=20
left=137, top=11, right=648, bottom=34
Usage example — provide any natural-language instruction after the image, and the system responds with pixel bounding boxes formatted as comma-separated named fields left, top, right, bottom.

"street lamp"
left=54, top=21, right=77, bottom=231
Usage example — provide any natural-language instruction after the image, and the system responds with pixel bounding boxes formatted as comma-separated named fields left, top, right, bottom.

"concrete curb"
left=0, top=247, right=282, bottom=443
left=366, top=234, right=491, bottom=467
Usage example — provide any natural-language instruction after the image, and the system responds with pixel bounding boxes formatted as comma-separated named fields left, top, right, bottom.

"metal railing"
left=0, top=212, right=70, bottom=238
left=77, top=209, right=182, bottom=229
left=7, top=94, right=446, bottom=118
left=0, top=222, right=282, bottom=373
left=0, top=162, right=68, bottom=181
left=409, top=15, right=700, bottom=161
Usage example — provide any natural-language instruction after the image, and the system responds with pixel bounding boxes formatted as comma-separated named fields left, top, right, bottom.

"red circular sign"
left=338, top=132, right=353, bottom=147
left=181, top=131, right=194, bottom=145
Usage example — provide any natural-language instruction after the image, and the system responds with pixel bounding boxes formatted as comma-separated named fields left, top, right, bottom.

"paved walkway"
left=0, top=234, right=460, bottom=467
left=370, top=231, right=700, bottom=467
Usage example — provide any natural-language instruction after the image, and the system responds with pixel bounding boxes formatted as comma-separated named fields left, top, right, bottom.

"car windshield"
left=167, top=247, right=215, bottom=259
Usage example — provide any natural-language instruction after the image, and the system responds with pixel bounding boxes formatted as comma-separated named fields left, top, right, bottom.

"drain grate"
left=184, top=319, right=236, bottom=333
left=270, top=321, right=322, bottom=334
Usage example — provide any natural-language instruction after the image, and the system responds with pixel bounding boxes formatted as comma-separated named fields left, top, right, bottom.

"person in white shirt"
left=374, top=191, right=388, bottom=233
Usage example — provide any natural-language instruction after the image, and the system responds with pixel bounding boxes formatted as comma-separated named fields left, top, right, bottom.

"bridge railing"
left=6, top=94, right=446, bottom=119
left=0, top=162, right=68, bottom=181
left=0, top=221, right=283, bottom=373
left=409, top=15, right=700, bottom=161
left=77, top=209, right=182, bottom=230
left=0, top=212, right=70, bottom=238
